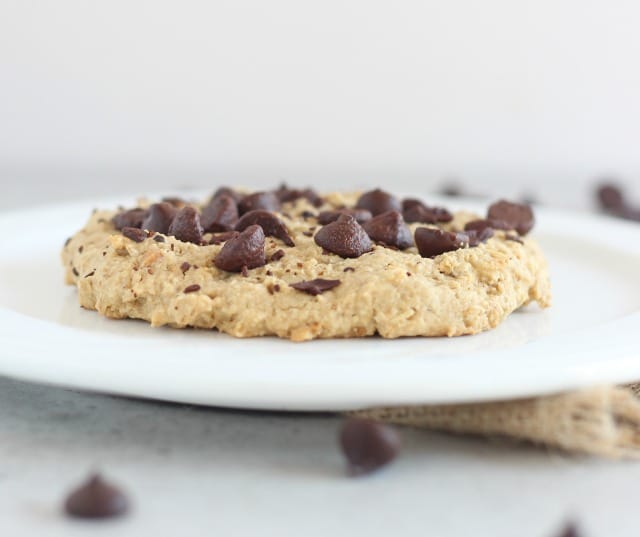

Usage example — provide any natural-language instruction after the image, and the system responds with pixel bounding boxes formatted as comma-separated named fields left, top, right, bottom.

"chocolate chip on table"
left=596, top=183, right=625, bottom=211
left=214, top=224, right=266, bottom=273
left=339, top=418, right=401, bottom=476
left=270, top=249, right=285, bottom=262
left=355, top=189, right=401, bottom=216
left=184, top=284, right=201, bottom=293
left=238, top=191, right=281, bottom=215
left=112, top=208, right=148, bottom=230
left=200, top=194, right=239, bottom=233
left=167, top=206, right=204, bottom=244
left=317, top=208, right=372, bottom=225
left=402, top=199, right=453, bottom=224
left=415, top=228, right=469, bottom=258
left=290, top=279, right=341, bottom=295
left=209, top=231, right=240, bottom=245
left=314, top=214, right=373, bottom=258
left=235, top=210, right=295, bottom=247
left=64, top=474, right=129, bottom=519
left=122, top=227, right=147, bottom=243
left=464, top=219, right=495, bottom=246
left=487, top=199, right=535, bottom=235
left=212, top=186, right=243, bottom=204
left=141, top=202, right=177, bottom=234
left=362, top=211, right=413, bottom=250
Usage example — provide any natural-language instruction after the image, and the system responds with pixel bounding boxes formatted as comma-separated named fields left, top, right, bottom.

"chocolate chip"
left=554, top=523, right=581, bottom=537
left=339, top=418, right=400, bottom=476
left=402, top=199, right=453, bottom=224
left=464, top=219, right=495, bottom=246
left=238, top=191, right=281, bottom=215
left=64, top=474, right=129, bottom=519
left=141, top=202, right=177, bottom=234
left=270, top=249, right=285, bottom=262
left=201, top=194, right=239, bottom=232
left=415, top=228, right=469, bottom=258
left=122, top=227, right=147, bottom=243
left=487, top=199, right=535, bottom=235
left=317, top=208, right=372, bottom=225
left=440, top=183, right=463, bottom=197
left=167, top=206, right=204, bottom=244
left=614, top=205, right=640, bottom=222
left=275, top=185, right=324, bottom=207
left=209, top=231, right=240, bottom=245
left=162, top=196, right=187, bottom=207
left=314, top=214, right=373, bottom=258
left=235, top=210, right=295, bottom=247
left=597, top=183, right=625, bottom=210
left=184, top=284, right=201, bottom=293
left=153, top=235, right=166, bottom=242
left=290, top=279, right=341, bottom=295
left=355, top=189, right=401, bottom=216
left=112, top=208, right=148, bottom=230
left=212, top=186, right=243, bottom=204
left=180, top=262, right=191, bottom=274
left=362, top=210, right=413, bottom=250
left=214, top=225, right=266, bottom=272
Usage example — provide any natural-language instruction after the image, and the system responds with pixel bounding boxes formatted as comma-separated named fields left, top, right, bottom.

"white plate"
left=0, top=195, right=639, bottom=411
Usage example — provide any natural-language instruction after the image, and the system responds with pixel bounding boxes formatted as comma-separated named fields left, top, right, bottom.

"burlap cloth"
left=349, top=384, right=640, bottom=458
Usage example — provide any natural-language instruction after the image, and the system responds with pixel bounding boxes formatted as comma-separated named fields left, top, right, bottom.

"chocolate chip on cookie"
left=355, top=189, right=401, bottom=216
left=318, top=208, right=372, bottom=225
left=415, top=228, right=469, bottom=258
left=162, top=197, right=188, bottom=208
left=339, top=418, right=401, bottom=476
left=141, top=202, right=177, bottom=234
left=209, top=231, right=240, bottom=245
left=184, top=284, right=201, bottom=293
left=201, top=194, right=239, bottom=232
left=402, top=199, right=453, bottom=224
left=121, top=227, right=147, bottom=243
left=270, top=249, right=285, bottom=262
left=464, top=219, right=495, bottom=246
left=487, top=199, right=535, bottom=235
left=167, top=206, right=204, bottom=244
left=212, top=186, right=243, bottom=204
left=275, top=184, right=324, bottom=207
left=235, top=210, right=295, bottom=247
left=362, top=210, right=413, bottom=250
left=112, top=208, right=148, bottom=230
left=290, top=278, right=341, bottom=295
left=214, top=224, right=266, bottom=272
left=238, top=191, right=281, bottom=215
left=314, top=214, right=373, bottom=258
left=64, top=474, right=129, bottom=519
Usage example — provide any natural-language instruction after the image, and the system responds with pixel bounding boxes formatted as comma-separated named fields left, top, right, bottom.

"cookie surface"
left=62, top=189, right=551, bottom=341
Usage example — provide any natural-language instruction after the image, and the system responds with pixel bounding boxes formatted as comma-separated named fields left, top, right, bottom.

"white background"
left=1, top=0, right=640, bottom=207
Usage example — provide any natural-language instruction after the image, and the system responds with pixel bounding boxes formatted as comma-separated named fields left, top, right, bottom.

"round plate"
left=0, top=195, right=638, bottom=410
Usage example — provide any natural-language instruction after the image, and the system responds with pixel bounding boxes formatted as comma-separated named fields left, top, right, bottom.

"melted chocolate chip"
left=597, top=183, right=625, bottom=210
left=212, top=186, right=243, bottom=204
left=275, top=185, right=324, bottom=207
left=317, top=208, right=372, bottom=225
left=290, top=279, right=341, bottom=296
left=214, top=225, right=266, bottom=272
left=209, top=231, right=240, bottom=245
left=415, top=228, right=469, bottom=258
left=402, top=199, right=453, bottom=224
left=339, top=418, right=401, bottom=476
left=355, top=189, right=401, bottom=216
left=487, top=199, right=535, bottom=235
left=314, top=214, right=373, bottom=258
left=270, top=249, right=285, bottom=262
left=201, top=194, right=239, bottom=232
left=167, top=206, right=204, bottom=244
left=141, top=202, right=177, bottom=234
left=184, top=284, right=201, bottom=293
left=112, top=208, right=148, bottom=230
left=64, top=474, right=129, bottom=519
left=122, top=227, right=147, bottom=243
left=464, top=219, right=495, bottom=246
left=238, top=191, right=281, bottom=215
left=362, top=210, right=413, bottom=250
left=235, top=210, right=294, bottom=247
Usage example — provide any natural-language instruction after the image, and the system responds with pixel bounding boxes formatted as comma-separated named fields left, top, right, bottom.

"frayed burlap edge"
left=348, top=384, right=640, bottom=458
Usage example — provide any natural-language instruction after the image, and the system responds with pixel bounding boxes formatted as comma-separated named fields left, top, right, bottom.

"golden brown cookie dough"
left=62, top=191, right=551, bottom=341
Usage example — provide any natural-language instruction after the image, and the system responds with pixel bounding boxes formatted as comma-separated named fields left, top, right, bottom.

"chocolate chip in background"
left=362, top=210, right=413, bottom=250
left=112, top=208, right=148, bottom=230
left=552, top=523, right=581, bottom=537
left=121, top=227, right=147, bottom=243
left=275, top=184, right=324, bottom=207
left=64, top=473, right=129, bottom=519
left=209, top=231, right=240, bottom=245
left=212, top=186, right=243, bottom=204
left=235, top=210, right=295, bottom=247
left=314, top=214, right=373, bottom=258
left=339, top=418, right=401, bottom=476
left=464, top=219, right=495, bottom=246
left=317, top=208, right=372, bottom=225
left=402, top=199, right=453, bottom=224
left=290, top=278, right=341, bottom=296
left=596, top=183, right=625, bottom=211
left=487, top=199, right=535, bottom=235
left=201, top=194, right=239, bottom=232
left=355, top=189, right=401, bottom=216
left=161, top=196, right=188, bottom=208
left=167, top=206, right=204, bottom=244
left=238, top=191, right=281, bottom=215
left=141, top=202, right=177, bottom=234
left=613, top=205, right=640, bottom=222
left=439, top=182, right=463, bottom=197
left=415, top=227, right=469, bottom=258
left=214, top=224, right=266, bottom=272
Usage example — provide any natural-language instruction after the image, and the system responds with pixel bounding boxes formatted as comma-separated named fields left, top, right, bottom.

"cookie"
left=62, top=187, right=551, bottom=341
